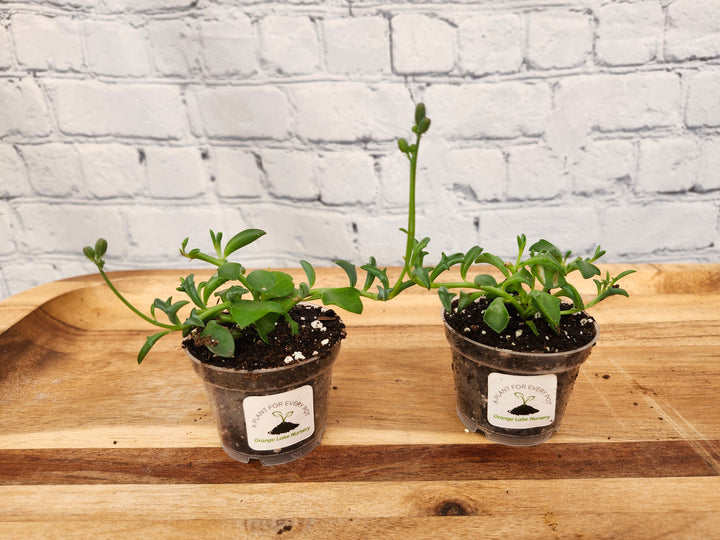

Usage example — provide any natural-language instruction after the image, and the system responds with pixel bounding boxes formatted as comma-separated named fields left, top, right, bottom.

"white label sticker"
left=487, top=373, right=557, bottom=429
left=243, top=385, right=315, bottom=451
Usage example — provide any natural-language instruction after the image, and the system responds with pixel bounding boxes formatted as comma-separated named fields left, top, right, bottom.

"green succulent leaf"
left=321, top=287, right=363, bottom=314
left=151, top=297, right=189, bottom=326
left=476, top=252, right=510, bottom=277
left=201, top=320, right=235, bottom=357
left=223, top=229, right=266, bottom=258
left=137, top=331, right=171, bottom=364
left=177, top=274, right=204, bottom=308
left=300, top=260, right=316, bottom=288
left=474, top=274, right=498, bottom=288
left=576, top=259, right=601, bottom=279
left=335, top=260, right=358, bottom=288
left=484, top=297, right=510, bottom=334
left=530, top=290, right=561, bottom=330
left=438, top=286, right=455, bottom=313
left=247, top=270, right=295, bottom=299
left=461, top=246, right=483, bottom=280
left=218, top=262, right=244, bottom=280
left=412, top=266, right=432, bottom=289
left=228, top=300, right=285, bottom=329
left=360, top=263, right=390, bottom=290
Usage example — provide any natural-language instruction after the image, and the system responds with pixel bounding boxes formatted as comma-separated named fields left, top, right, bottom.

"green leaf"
left=321, top=287, right=363, bottom=314
left=412, top=266, right=431, bottom=289
left=218, top=262, right=244, bottom=280
left=474, top=274, right=498, bottom=288
left=152, top=297, right=189, bottom=325
left=530, top=290, right=561, bottom=329
left=361, top=257, right=378, bottom=291
left=558, top=281, right=584, bottom=310
left=438, top=286, right=455, bottom=313
left=458, top=291, right=483, bottom=311
left=484, top=297, right=509, bottom=334
left=201, top=321, right=235, bottom=357
left=177, top=274, right=204, bottom=308
left=430, top=252, right=464, bottom=281
left=246, top=270, right=295, bottom=299
left=461, top=246, right=483, bottom=280
left=476, top=253, right=510, bottom=277
left=215, top=285, right=248, bottom=303
left=183, top=308, right=205, bottom=328
left=200, top=274, right=230, bottom=304
left=576, top=259, right=601, bottom=279
left=223, top=229, right=266, bottom=258
left=529, top=239, right=563, bottom=261
left=360, top=263, right=389, bottom=290
left=254, top=313, right=281, bottom=344
left=229, top=300, right=285, bottom=329
left=300, top=260, right=316, bottom=288
left=137, top=331, right=171, bottom=364
left=335, top=260, right=358, bottom=288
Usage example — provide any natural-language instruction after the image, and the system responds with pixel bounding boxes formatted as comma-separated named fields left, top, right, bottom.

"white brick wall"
left=1, top=0, right=719, bottom=300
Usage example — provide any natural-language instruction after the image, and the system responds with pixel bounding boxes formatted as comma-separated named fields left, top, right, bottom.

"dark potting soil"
left=444, top=298, right=597, bottom=354
left=183, top=304, right=346, bottom=371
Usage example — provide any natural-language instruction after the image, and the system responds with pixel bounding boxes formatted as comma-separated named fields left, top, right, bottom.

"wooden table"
left=1, top=264, right=719, bottom=538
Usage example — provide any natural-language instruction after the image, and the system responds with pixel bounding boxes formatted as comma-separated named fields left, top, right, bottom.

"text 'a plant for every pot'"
left=83, top=230, right=367, bottom=465
left=392, top=103, right=634, bottom=446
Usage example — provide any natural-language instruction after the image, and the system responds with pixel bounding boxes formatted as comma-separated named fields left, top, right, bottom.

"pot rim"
left=442, top=308, right=600, bottom=357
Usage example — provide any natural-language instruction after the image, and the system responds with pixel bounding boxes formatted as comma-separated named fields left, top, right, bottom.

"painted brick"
left=293, top=82, right=410, bottom=142
left=200, top=17, right=257, bottom=77
left=242, top=204, right=355, bottom=261
left=20, top=143, right=82, bottom=197
left=190, top=86, right=291, bottom=140
left=0, top=203, right=15, bottom=256
left=2, top=261, right=63, bottom=297
left=697, top=138, right=720, bottom=192
left=0, top=144, right=30, bottom=198
left=0, top=79, right=52, bottom=137
left=103, top=0, right=198, bottom=13
left=458, top=13, right=523, bottom=75
left=665, top=0, right=720, bottom=61
left=324, top=16, right=389, bottom=74
left=479, top=207, right=601, bottom=259
left=12, top=13, right=83, bottom=71
left=318, top=151, right=377, bottom=205
left=145, top=147, right=206, bottom=198
left=595, top=2, right=664, bottom=66
left=260, top=15, right=319, bottom=75
left=526, top=10, right=592, bottom=69
left=78, top=144, right=146, bottom=199
left=84, top=20, right=151, bottom=77
left=637, top=138, right=700, bottom=193
left=378, top=145, right=438, bottom=209
left=603, top=203, right=717, bottom=254
left=350, top=215, right=408, bottom=267
left=685, top=70, right=720, bottom=127
left=425, top=82, right=551, bottom=139
left=51, top=80, right=186, bottom=138
left=426, top=145, right=506, bottom=202
left=547, top=72, right=682, bottom=159
left=0, top=24, right=11, bottom=68
left=148, top=19, right=201, bottom=77
left=392, top=14, right=455, bottom=74
left=507, top=144, right=566, bottom=201
left=261, top=149, right=319, bottom=201
left=213, top=147, right=264, bottom=198
left=571, top=139, right=635, bottom=195
left=16, top=203, right=126, bottom=255
left=124, top=205, right=227, bottom=259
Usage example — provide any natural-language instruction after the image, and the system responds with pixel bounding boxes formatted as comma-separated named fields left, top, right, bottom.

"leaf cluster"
left=83, top=230, right=365, bottom=363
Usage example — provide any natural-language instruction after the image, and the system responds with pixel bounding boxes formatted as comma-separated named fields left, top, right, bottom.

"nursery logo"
left=487, top=373, right=557, bottom=429
left=244, top=385, right=314, bottom=451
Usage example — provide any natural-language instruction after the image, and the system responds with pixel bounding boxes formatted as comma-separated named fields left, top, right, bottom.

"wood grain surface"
left=1, top=264, right=719, bottom=539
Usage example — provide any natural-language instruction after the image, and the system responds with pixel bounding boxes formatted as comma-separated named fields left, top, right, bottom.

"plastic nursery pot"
left=443, top=313, right=599, bottom=446
left=186, top=329, right=342, bottom=466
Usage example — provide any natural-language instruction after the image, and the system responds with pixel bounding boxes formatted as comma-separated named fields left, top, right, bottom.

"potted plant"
left=389, top=103, right=635, bottom=445
left=83, top=230, right=368, bottom=465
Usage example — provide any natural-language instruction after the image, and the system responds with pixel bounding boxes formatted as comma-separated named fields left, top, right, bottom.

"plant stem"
left=98, top=268, right=177, bottom=330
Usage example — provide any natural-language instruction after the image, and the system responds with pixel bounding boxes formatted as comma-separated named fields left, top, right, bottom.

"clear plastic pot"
left=443, top=314, right=599, bottom=446
left=187, top=335, right=341, bottom=466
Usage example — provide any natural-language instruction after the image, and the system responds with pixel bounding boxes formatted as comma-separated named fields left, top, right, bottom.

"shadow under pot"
left=443, top=312, right=599, bottom=446
left=186, top=309, right=343, bottom=466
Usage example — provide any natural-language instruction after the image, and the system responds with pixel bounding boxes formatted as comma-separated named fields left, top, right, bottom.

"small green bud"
left=94, top=238, right=108, bottom=258
left=418, top=117, right=431, bottom=134
left=415, top=103, right=426, bottom=125
left=83, top=246, right=96, bottom=261
left=398, top=138, right=410, bottom=154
